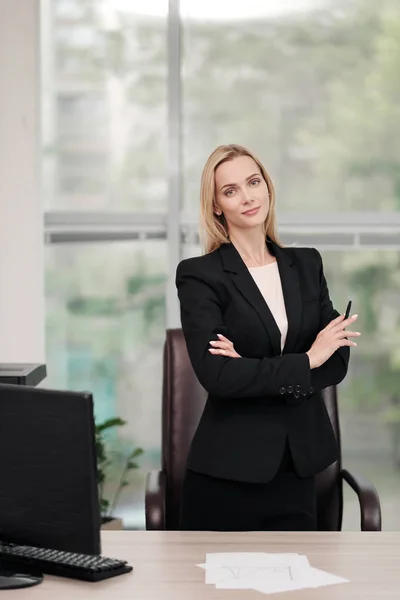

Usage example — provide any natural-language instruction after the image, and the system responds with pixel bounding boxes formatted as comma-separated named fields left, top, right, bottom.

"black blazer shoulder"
left=177, top=242, right=321, bottom=282
left=176, top=242, right=321, bottom=306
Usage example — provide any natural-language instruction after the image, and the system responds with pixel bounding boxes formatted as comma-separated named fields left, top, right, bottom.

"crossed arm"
left=176, top=249, right=350, bottom=402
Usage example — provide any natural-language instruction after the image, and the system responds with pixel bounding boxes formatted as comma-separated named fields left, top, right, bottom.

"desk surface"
left=5, top=531, right=400, bottom=599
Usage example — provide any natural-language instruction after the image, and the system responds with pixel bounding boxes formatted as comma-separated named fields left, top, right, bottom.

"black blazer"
left=175, top=237, right=350, bottom=483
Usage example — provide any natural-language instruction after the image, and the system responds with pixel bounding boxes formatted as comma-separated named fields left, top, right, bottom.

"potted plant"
left=95, top=417, right=144, bottom=529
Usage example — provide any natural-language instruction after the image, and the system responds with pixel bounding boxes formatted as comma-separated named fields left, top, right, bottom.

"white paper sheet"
left=197, top=552, right=348, bottom=595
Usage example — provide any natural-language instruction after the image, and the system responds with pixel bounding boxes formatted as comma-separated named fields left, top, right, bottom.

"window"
left=181, top=0, right=400, bottom=215
left=43, top=0, right=400, bottom=530
left=43, top=1, right=168, bottom=211
left=45, top=239, right=167, bottom=528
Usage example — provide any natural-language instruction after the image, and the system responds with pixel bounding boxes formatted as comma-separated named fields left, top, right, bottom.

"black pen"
left=344, top=300, right=352, bottom=320
left=343, top=300, right=352, bottom=340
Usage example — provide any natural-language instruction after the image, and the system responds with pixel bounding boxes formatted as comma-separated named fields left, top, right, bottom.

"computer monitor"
left=0, top=363, right=47, bottom=386
left=0, top=383, right=101, bottom=556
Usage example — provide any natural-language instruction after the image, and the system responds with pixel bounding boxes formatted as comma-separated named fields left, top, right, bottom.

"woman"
left=175, top=144, right=360, bottom=532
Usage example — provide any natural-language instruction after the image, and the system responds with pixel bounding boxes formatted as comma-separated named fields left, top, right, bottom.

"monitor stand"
left=0, top=563, right=43, bottom=589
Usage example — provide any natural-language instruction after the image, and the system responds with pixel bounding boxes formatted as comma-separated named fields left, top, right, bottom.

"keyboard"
left=0, top=542, right=133, bottom=582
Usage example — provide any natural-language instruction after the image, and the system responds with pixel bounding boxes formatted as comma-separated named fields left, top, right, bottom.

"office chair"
left=146, top=329, right=382, bottom=531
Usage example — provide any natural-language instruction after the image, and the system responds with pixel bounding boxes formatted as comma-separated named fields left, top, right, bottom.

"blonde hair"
left=199, top=144, right=282, bottom=254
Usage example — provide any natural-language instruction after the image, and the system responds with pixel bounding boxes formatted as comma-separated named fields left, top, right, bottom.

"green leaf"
left=96, top=417, right=126, bottom=433
left=129, top=447, right=144, bottom=459
left=127, top=462, right=138, bottom=470
left=100, top=498, right=109, bottom=516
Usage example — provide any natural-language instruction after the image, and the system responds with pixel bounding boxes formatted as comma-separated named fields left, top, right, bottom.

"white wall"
left=0, top=0, right=45, bottom=362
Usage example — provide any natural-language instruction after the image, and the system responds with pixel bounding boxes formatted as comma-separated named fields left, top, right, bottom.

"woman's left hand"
left=209, top=334, right=241, bottom=358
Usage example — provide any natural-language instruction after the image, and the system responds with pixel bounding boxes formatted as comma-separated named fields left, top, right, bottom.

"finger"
left=209, top=340, right=232, bottom=350
left=216, top=334, right=232, bottom=343
left=332, top=314, right=358, bottom=332
left=343, top=314, right=358, bottom=328
left=338, top=330, right=361, bottom=339
left=208, top=348, right=235, bottom=357
left=338, top=339, right=357, bottom=347
left=325, top=314, right=345, bottom=330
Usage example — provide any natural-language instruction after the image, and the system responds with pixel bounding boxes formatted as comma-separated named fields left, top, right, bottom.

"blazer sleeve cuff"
left=282, top=353, right=314, bottom=405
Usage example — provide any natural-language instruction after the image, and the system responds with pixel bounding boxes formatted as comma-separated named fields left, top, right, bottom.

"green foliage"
left=323, top=250, right=400, bottom=412
left=383, top=406, right=400, bottom=425
left=67, top=298, right=119, bottom=316
left=126, top=273, right=165, bottom=296
left=95, top=417, right=144, bottom=519
left=296, top=0, right=400, bottom=211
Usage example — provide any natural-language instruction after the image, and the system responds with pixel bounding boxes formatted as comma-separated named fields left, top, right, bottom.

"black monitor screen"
left=0, top=384, right=101, bottom=555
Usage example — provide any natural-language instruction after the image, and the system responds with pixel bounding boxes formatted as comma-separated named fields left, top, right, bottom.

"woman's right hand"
left=306, top=314, right=360, bottom=369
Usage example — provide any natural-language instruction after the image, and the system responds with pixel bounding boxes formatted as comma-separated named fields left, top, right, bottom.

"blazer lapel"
left=272, top=241, right=302, bottom=354
left=219, top=241, right=282, bottom=356
left=219, top=238, right=302, bottom=356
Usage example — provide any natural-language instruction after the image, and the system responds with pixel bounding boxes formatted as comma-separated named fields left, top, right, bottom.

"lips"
left=242, top=206, right=260, bottom=216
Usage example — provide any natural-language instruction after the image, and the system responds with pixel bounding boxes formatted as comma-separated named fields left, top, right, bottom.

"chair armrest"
left=341, top=468, right=382, bottom=531
left=145, top=470, right=166, bottom=530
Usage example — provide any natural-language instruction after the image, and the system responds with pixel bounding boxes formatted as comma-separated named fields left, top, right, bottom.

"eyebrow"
left=219, top=173, right=261, bottom=192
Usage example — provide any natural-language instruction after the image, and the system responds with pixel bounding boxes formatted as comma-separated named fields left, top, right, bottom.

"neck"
left=229, top=229, right=274, bottom=267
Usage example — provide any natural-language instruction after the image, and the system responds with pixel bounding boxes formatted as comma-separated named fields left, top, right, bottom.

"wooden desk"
left=5, top=531, right=400, bottom=599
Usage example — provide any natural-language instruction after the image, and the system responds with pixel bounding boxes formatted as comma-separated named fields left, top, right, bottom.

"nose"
left=240, top=189, right=254, bottom=204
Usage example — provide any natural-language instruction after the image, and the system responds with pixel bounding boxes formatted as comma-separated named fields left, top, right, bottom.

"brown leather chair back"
left=162, top=328, right=343, bottom=531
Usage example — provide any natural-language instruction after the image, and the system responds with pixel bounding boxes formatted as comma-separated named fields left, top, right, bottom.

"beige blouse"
left=248, top=262, right=288, bottom=353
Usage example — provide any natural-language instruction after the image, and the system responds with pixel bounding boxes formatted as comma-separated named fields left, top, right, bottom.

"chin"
left=241, top=212, right=268, bottom=228
left=240, top=219, right=265, bottom=231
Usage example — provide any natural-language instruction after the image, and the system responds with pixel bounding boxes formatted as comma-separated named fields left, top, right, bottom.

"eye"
left=224, top=188, right=235, bottom=197
left=250, top=178, right=261, bottom=187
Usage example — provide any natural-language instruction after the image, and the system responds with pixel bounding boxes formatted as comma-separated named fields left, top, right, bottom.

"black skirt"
left=179, top=440, right=317, bottom=532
